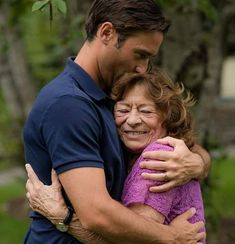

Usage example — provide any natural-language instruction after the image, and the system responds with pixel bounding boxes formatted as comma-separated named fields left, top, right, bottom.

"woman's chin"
left=125, top=145, right=146, bottom=154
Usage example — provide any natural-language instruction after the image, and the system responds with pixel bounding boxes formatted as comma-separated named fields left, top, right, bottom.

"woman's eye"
left=115, top=109, right=129, bottom=114
left=119, top=109, right=129, bottom=113
left=140, top=110, right=152, bottom=114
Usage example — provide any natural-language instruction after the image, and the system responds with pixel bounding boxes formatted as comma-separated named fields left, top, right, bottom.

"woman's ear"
left=97, top=22, right=117, bottom=45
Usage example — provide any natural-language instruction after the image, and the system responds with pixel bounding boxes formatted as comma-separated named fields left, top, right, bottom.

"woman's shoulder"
left=143, top=141, right=174, bottom=153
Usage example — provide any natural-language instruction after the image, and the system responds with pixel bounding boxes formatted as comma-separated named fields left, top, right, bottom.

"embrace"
left=23, top=0, right=210, bottom=243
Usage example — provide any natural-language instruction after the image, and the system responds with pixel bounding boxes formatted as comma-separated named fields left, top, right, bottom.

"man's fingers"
left=196, top=230, right=206, bottom=242
left=142, top=150, right=172, bottom=161
left=174, top=208, right=197, bottom=221
left=25, top=164, right=41, bottom=185
left=194, top=221, right=205, bottom=232
left=141, top=172, right=170, bottom=181
left=156, top=136, right=182, bottom=147
left=149, top=180, right=176, bottom=192
left=140, top=160, right=169, bottom=170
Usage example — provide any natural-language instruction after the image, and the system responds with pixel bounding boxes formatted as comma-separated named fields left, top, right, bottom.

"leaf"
left=32, top=0, right=50, bottom=12
left=53, top=0, right=67, bottom=15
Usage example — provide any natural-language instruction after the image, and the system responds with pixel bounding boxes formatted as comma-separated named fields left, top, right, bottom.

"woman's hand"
left=25, top=164, right=67, bottom=224
left=139, top=136, right=209, bottom=192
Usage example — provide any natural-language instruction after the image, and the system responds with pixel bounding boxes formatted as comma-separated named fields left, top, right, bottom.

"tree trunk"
left=0, top=2, right=36, bottom=120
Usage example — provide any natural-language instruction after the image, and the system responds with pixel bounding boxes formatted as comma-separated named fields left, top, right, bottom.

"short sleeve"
left=42, top=95, right=103, bottom=174
left=121, top=142, right=177, bottom=218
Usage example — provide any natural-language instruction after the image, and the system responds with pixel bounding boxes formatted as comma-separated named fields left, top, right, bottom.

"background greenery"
left=0, top=0, right=235, bottom=243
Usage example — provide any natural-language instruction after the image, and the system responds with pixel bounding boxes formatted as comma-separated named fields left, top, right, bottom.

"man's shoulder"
left=41, top=73, right=89, bottom=100
left=27, top=72, right=96, bottom=126
left=35, top=72, right=94, bottom=110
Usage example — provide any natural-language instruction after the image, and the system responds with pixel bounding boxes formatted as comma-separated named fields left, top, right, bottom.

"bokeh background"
left=0, top=0, right=235, bottom=243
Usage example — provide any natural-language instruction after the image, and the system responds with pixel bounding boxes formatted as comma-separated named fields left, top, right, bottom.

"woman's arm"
left=25, top=164, right=110, bottom=244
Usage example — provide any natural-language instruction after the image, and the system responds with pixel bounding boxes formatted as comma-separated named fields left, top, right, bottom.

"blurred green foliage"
left=0, top=93, right=22, bottom=170
left=157, top=0, right=218, bottom=21
left=0, top=1, right=234, bottom=243
left=0, top=181, right=28, bottom=243
left=21, top=8, right=64, bottom=88
left=203, top=156, right=235, bottom=242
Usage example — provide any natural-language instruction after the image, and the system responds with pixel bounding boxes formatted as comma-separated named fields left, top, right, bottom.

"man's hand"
left=170, top=208, right=206, bottom=244
left=139, top=137, right=206, bottom=192
left=25, top=164, right=67, bottom=223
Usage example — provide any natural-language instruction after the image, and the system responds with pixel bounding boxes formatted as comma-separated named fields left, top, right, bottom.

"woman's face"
left=114, top=84, right=166, bottom=153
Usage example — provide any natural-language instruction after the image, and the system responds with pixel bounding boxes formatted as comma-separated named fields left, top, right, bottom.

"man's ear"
left=97, top=22, right=116, bottom=45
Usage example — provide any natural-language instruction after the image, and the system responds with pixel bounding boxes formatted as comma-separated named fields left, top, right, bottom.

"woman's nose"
left=126, top=111, right=142, bottom=126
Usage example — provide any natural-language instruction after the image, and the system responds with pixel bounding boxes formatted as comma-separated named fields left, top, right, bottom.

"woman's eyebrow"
left=116, top=102, right=130, bottom=106
left=138, top=103, right=156, bottom=107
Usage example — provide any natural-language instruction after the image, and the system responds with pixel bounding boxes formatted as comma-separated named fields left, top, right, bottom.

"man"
left=24, top=0, right=209, bottom=243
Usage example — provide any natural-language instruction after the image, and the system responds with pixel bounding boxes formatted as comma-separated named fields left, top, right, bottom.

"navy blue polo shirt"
left=23, top=57, right=126, bottom=243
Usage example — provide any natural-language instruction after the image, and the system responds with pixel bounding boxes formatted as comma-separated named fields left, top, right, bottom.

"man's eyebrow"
left=134, top=48, right=157, bottom=57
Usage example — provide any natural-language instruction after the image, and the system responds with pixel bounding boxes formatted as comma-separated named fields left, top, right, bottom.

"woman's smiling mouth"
left=124, top=130, right=148, bottom=136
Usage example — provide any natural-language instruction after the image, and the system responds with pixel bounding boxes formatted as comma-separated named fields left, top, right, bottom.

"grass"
left=0, top=180, right=29, bottom=244
left=210, top=157, right=235, bottom=217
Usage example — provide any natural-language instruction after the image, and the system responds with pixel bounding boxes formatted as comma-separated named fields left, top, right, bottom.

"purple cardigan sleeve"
left=121, top=142, right=177, bottom=218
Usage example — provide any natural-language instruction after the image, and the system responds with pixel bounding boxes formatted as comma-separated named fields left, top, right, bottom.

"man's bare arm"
left=26, top=164, right=205, bottom=244
left=191, top=143, right=211, bottom=180
left=59, top=167, right=204, bottom=243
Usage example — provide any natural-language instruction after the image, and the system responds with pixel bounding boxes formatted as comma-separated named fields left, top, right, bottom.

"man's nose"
left=135, top=60, right=149, bottom=74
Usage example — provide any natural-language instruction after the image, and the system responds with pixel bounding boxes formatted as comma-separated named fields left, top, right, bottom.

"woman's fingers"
left=25, top=164, right=41, bottom=186
left=51, top=169, right=61, bottom=187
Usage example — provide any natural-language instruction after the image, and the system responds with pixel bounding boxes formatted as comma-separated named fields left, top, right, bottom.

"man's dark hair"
left=85, top=0, right=170, bottom=46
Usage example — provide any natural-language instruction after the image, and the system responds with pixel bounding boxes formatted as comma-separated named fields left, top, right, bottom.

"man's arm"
left=128, top=204, right=165, bottom=224
left=191, top=143, right=211, bottom=180
left=59, top=167, right=173, bottom=243
left=25, top=164, right=205, bottom=244
left=139, top=137, right=211, bottom=192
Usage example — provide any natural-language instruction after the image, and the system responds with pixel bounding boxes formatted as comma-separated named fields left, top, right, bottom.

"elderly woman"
left=112, top=71, right=204, bottom=231
left=26, top=69, right=205, bottom=243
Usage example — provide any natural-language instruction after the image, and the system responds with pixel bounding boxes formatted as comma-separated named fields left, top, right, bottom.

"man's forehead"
left=126, top=32, right=163, bottom=54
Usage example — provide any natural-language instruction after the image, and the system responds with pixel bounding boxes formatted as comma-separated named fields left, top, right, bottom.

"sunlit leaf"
left=32, top=0, right=50, bottom=12
left=53, top=0, right=67, bottom=15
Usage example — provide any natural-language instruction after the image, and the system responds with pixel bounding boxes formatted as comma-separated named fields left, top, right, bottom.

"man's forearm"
left=59, top=168, right=199, bottom=243
left=49, top=202, right=171, bottom=244
left=191, top=144, right=211, bottom=180
left=68, top=215, right=111, bottom=243
left=49, top=210, right=110, bottom=243
left=80, top=198, right=173, bottom=244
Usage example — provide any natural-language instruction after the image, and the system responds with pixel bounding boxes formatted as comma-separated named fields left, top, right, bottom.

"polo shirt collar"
left=64, top=57, right=109, bottom=102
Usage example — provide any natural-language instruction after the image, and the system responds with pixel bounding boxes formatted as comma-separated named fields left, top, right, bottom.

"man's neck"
left=74, top=41, right=104, bottom=88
